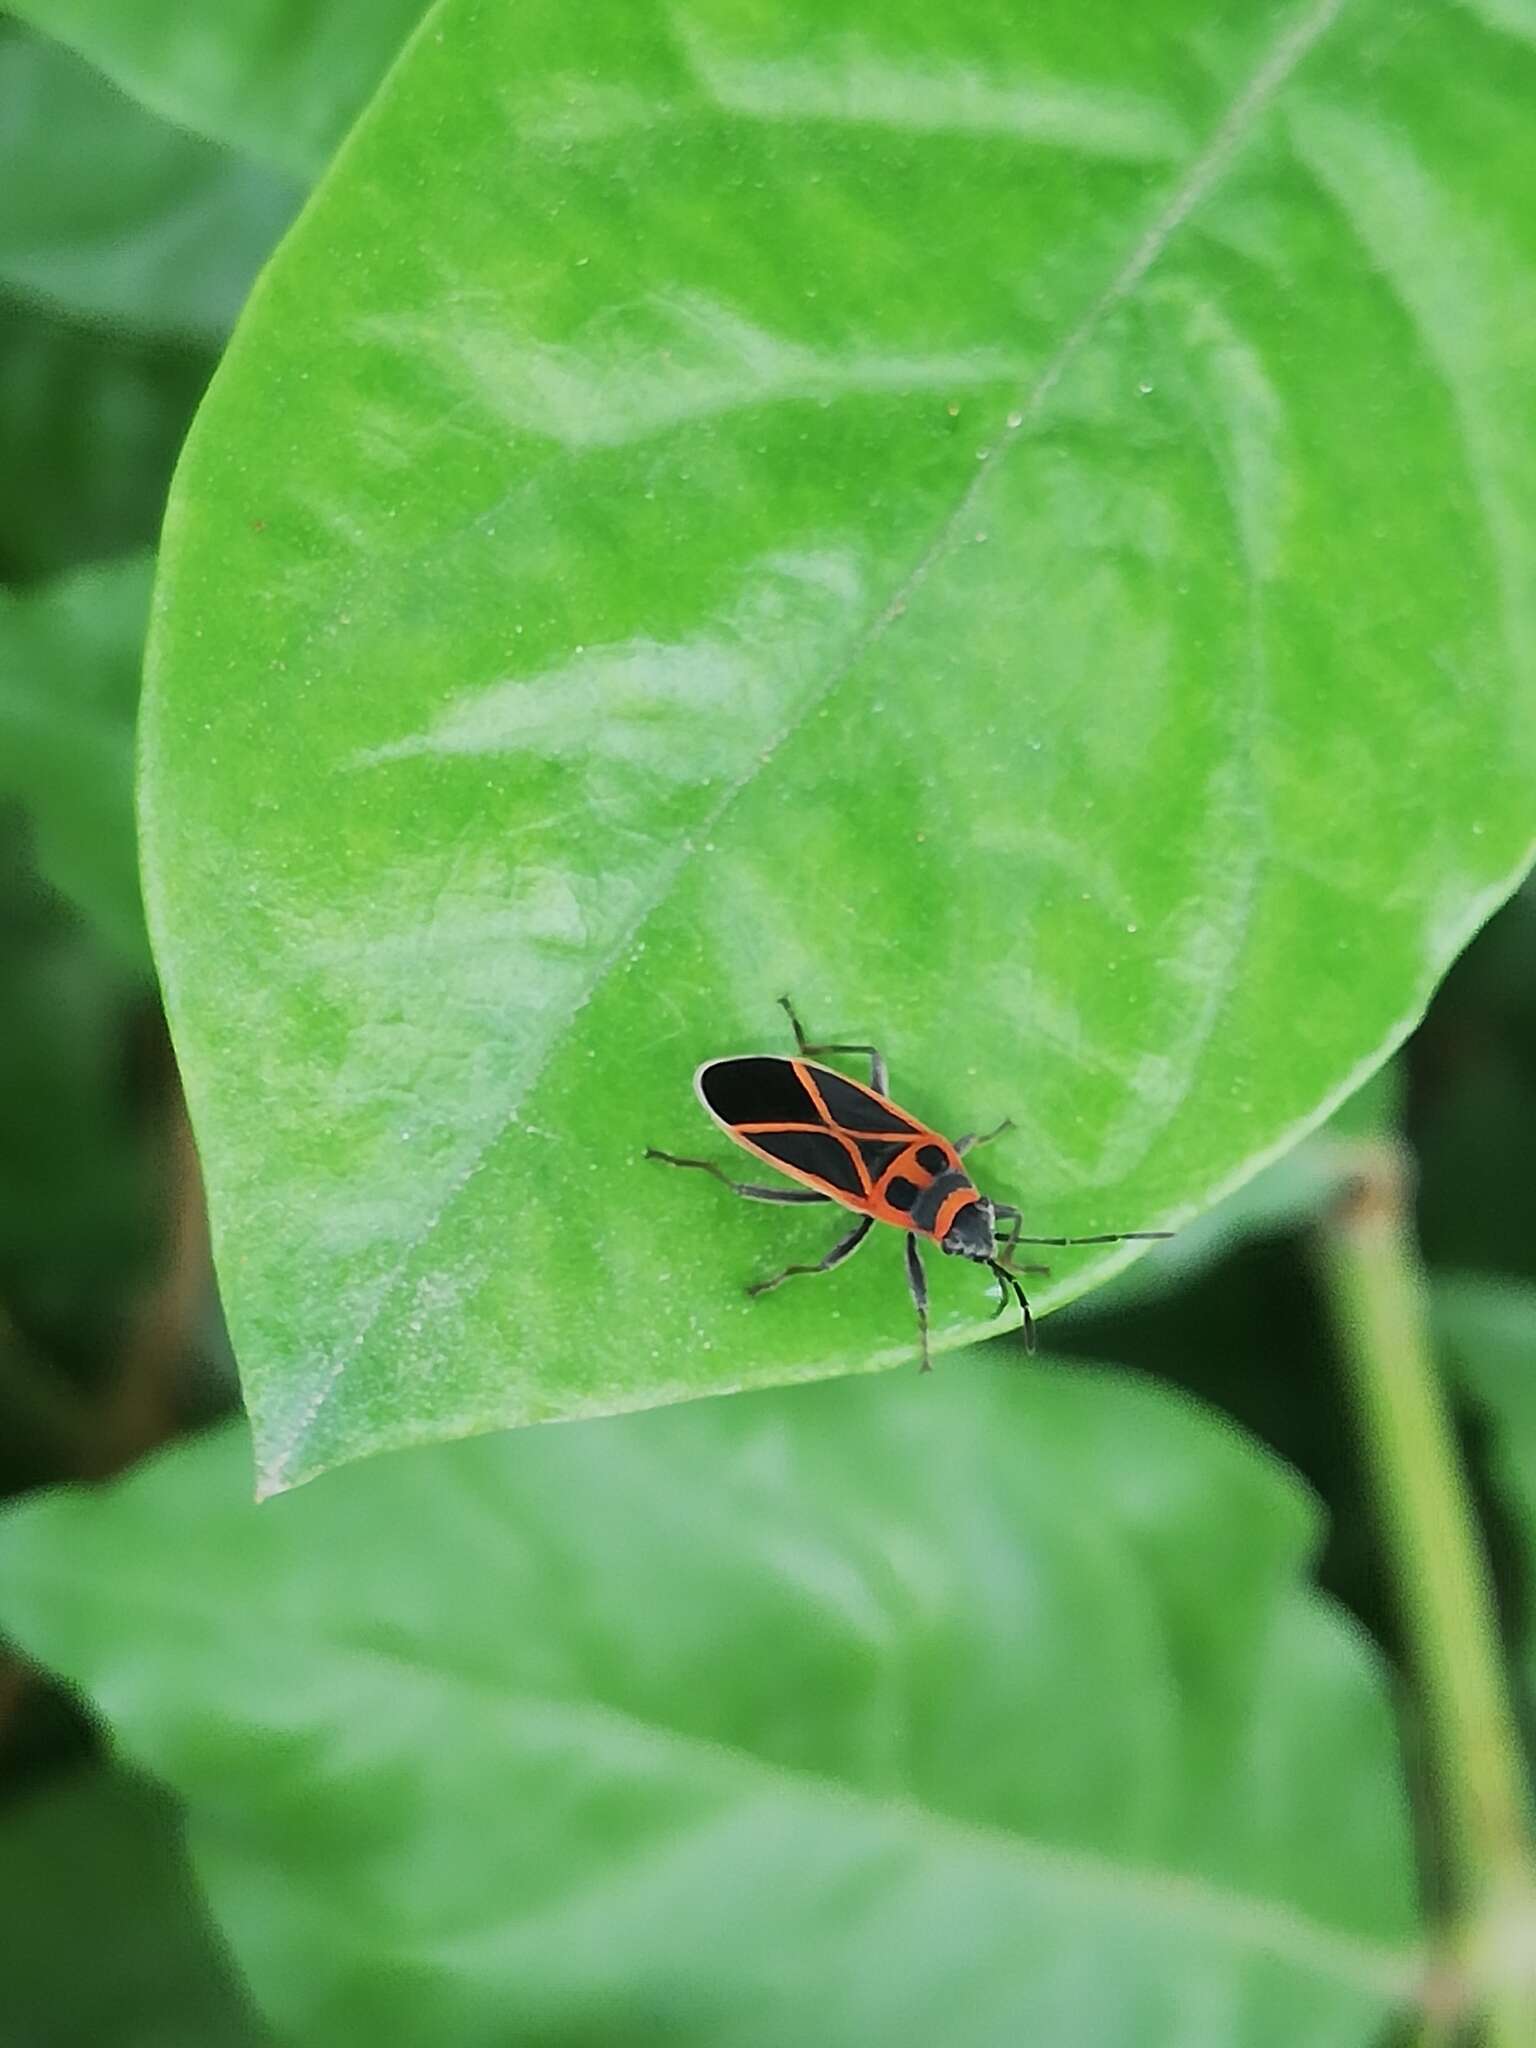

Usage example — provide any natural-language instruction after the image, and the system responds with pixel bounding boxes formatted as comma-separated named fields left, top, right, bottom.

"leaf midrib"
left=257, top=0, right=1355, bottom=1491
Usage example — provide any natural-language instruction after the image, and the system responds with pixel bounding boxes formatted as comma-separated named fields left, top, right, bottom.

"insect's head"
left=940, top=1192, right=996, bottom=1262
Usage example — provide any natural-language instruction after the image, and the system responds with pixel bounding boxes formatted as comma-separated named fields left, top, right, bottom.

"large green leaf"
left=0, top=1366, right=1419, bottom=2045
left=1083, top=1060, right=1400, bottom=1314
left=1, top=554, right=152, bottom=962
left=0, top=22, right=298, bottom=342
left=140, top=0, right=1536, bottom=1492
left=6, top=0, right=430, bottom=179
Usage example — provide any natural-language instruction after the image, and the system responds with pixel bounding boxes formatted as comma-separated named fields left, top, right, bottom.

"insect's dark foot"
left=917, top=1357, right=933, bottom=1374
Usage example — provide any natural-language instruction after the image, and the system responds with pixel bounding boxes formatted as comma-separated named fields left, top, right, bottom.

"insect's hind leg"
left=747, top=1214, right=874, bottom=1297
left=904, top=1233, right=932, bottom=1373
left=644, top=1149, right=829, bottom=1204
left=778, top=994, right=889, bottom=1094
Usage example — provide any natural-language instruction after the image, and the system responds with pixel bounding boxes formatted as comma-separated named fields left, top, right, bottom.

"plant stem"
left=1320, top=1138, right=1536, bottom=2042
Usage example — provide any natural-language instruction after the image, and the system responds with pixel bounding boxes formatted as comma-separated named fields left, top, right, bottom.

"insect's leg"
left=985, top=1258, right=1044, bottom=1316
left=986, top=1260, right=1036, bottom=1349
left=993, top=1202, right=1022, bottom=1261
left=954, top=1117, right=1014, bottom=1156
left=1007, top=1264, right=1037, bottom=1351
left=746, top=1214, right=874, bottom=1297
left=993, top=1214, right=1044, bottom=1276
left=904, top=1232, right=931, bottom=1373
left=777, top=995, right=889, bottom=1094
left=644, top=1149, right=828, bottom=1204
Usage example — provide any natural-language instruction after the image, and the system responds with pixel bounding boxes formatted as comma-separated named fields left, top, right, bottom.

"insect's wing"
left=695, top=1057, right=875, bottom=1207
left=802, top=1064, right=925, bottom=1136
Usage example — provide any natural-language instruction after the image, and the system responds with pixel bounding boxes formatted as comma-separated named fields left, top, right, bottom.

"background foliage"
left=1, top=3, right=1534, bottom=2043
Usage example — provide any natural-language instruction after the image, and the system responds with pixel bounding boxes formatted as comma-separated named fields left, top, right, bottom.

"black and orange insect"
left=647, top=997, right=1171, bottom=1371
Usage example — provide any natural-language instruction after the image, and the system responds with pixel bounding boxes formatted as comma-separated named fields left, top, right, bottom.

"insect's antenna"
left=1005, top=1230, right=1173, bottom=1249
left=989, top=1261, right=1036, bottom=1352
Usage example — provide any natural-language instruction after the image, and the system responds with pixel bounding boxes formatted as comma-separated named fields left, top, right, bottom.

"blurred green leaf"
left=0, top=292, right=213, bottom=585
left=0, top=554, right=152, bottom=963
left=0, top=816, right=158, bottom=1394
left=0, top=21, right=298, bottom=342
left=0, top=1366, right=1418, bottom=2046
left=1433, top=1273, right=1536, bottom=1699
left=1414, top=883, right=1536, bottom=1287
left=138, top=0, right=1536, bottom=1490
left=0, top=1761, right=267, bottom=2047
left=6, top=0, right=430, bottom=179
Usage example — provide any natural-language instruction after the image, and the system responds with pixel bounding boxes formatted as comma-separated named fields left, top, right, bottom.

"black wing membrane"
left=699, top=1057, right=821, bottom=1127
left=748, top=1127, right=866, bottom=1198
left=853, top=1137, right=906, bottom=1180
left=809, top=1066, right=923, bottom=1135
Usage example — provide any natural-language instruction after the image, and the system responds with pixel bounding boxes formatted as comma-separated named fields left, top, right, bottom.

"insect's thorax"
left=913, top=1174, right=995, bottom=1259
left=905, top=1166, right=971, bottom=1236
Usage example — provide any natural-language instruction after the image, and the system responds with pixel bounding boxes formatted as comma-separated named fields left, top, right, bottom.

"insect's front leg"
left=778, top=995, right=889, bottom=1096
left=991, top=1204, right=1047, bottom=1269
left=988, top=1261, right=1037, bottom=1351
left=904, top=1233, right=931, bottom=1373
left=993, top=1201, right=1023, bottom=1261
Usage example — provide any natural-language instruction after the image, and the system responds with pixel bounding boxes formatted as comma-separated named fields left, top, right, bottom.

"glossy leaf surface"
left=0, top=1365, right=1418, bottom=2045
left=140, top=0, right=1536, bottom=1489
left=1089, top=1060, right=1400, bottom=1312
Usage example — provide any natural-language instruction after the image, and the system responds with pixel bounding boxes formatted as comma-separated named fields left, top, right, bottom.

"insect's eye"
left=916, top=1144, right=948, bottom=1174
